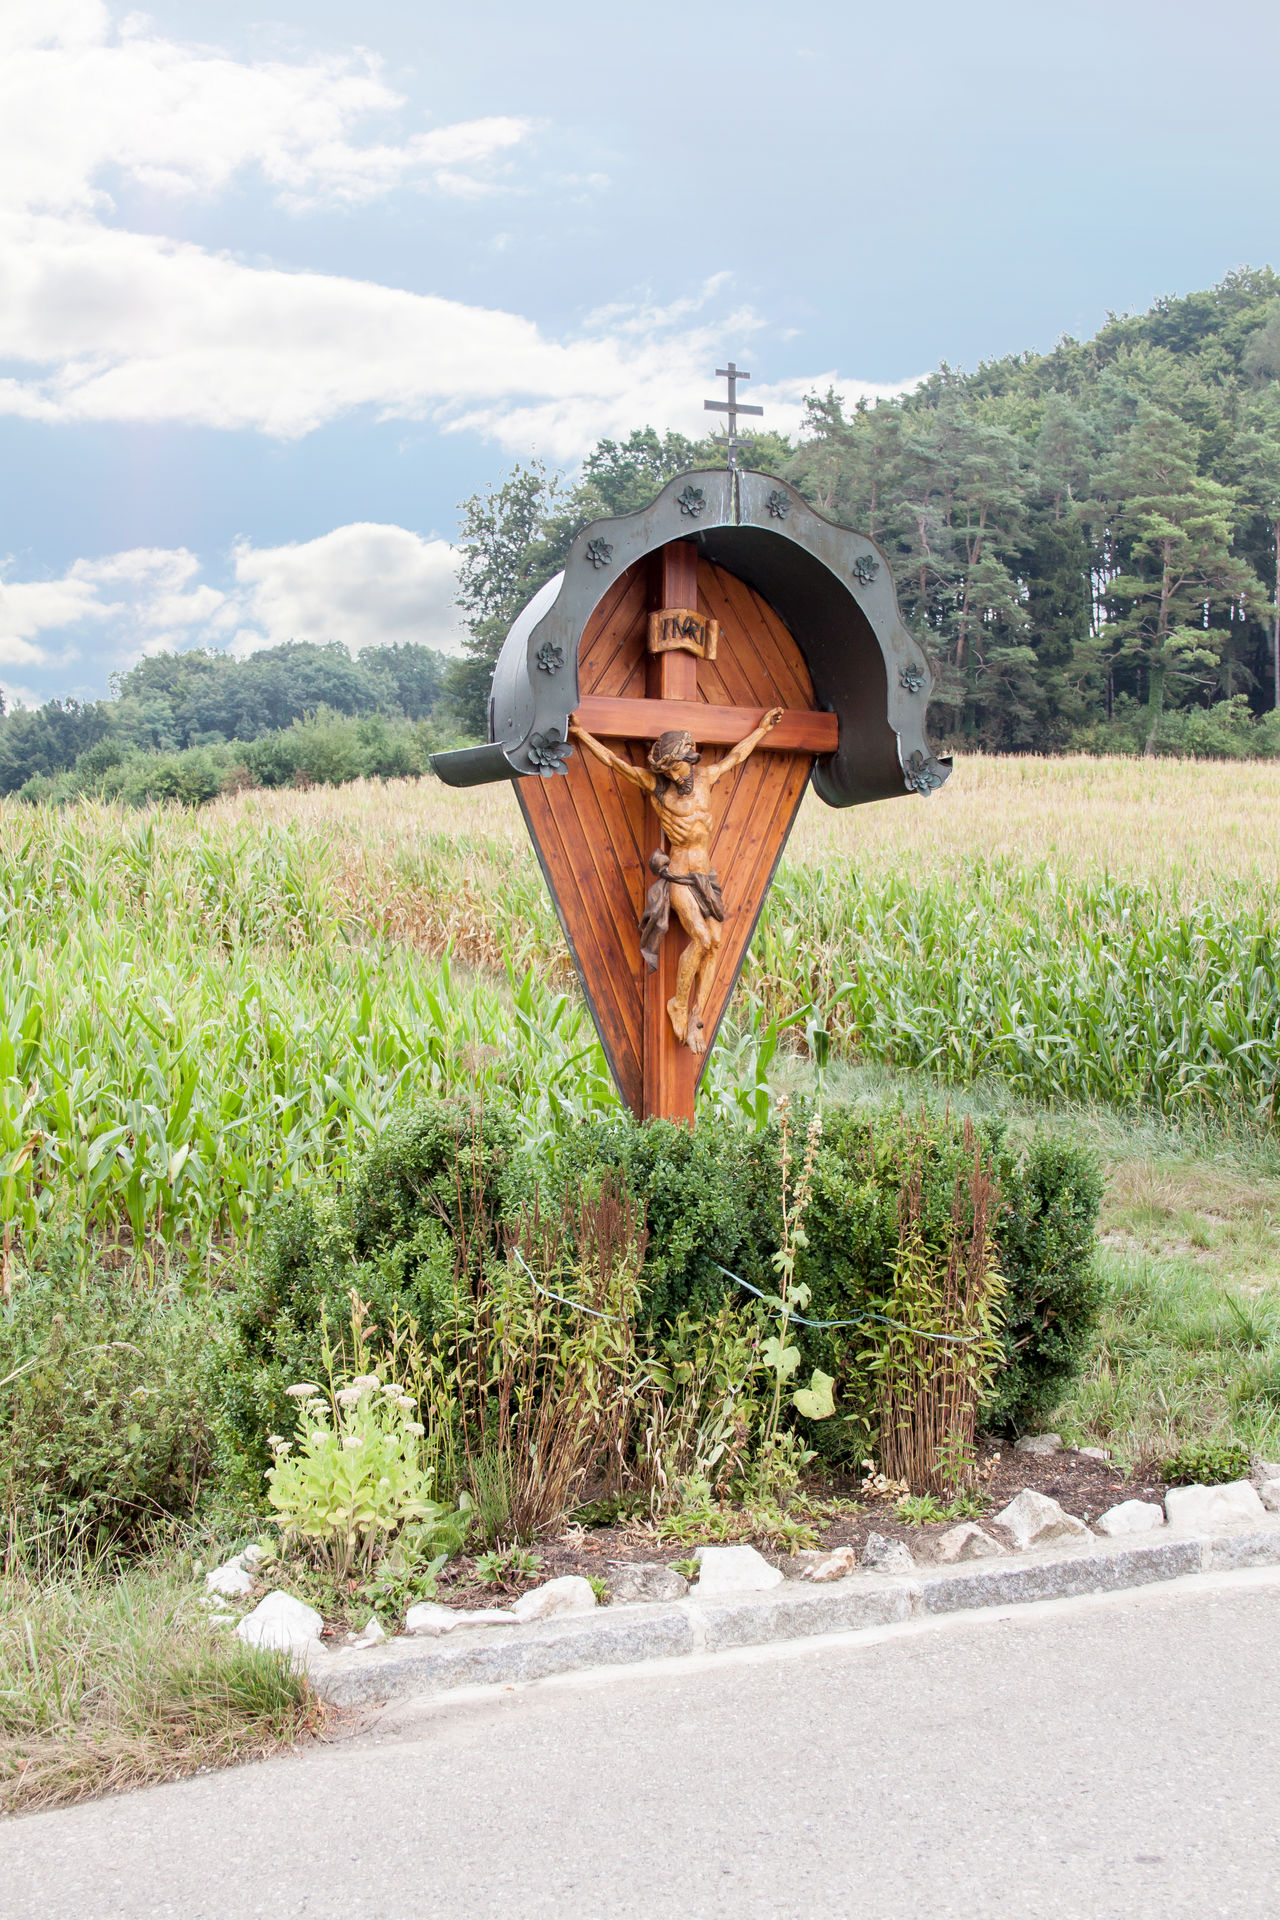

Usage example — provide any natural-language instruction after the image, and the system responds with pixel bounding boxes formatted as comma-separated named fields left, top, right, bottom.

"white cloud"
left=0, top=545, right=226, bottom=669
left=0, top=4, right=915, bottom=461
left=0, top=574, right=104, bottom=667
left=0, top=676, right=44, bottom=711
left=0, top=215, right=916, bottom=451
left=0, top=1, right=530, bottom=217
left=0, top=523, right=464, bottom=697
left=231, top=524, right=465, bottom=655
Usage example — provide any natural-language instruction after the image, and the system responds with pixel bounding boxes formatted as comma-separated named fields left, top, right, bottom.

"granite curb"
left=308, top=1516, right=1280, bottom=1709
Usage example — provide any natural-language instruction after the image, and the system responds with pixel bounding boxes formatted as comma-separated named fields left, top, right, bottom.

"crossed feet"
left=667, top=998, right=707, bottom=1055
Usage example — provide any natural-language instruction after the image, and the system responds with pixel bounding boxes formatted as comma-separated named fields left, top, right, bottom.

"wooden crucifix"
left=558, top=537, right=836, bottom=1122
left=431, top=444, right=949, bottom=1129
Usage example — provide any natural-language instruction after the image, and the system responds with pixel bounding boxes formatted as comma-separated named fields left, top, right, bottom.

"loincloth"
left=638, top=850, right=724, bottom=974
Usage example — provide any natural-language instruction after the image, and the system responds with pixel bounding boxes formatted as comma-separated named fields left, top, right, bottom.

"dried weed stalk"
left=428, top=1165, right=648, bottom=1543
left=872, top=1118, right=1005, bottom=1495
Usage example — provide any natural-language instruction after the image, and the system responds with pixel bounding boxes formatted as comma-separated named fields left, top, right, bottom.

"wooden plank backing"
left=518, top=548, right=817, bottom=1123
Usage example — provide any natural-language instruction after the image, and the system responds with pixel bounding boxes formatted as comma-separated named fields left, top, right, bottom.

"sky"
left=2, top=0, right=1279, bottom=707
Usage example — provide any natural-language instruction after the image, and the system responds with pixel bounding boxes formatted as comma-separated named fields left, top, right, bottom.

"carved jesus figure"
left=569, top=707, right=783, bottom=1054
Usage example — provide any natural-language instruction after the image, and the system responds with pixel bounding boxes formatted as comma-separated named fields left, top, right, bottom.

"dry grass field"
left=223, top=751, right=1280, bottom=893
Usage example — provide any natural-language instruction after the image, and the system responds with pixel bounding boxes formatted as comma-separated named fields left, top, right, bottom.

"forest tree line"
left=449, top=268, right=1280, bottom=758
left=0, top=641, right=458, bottom=801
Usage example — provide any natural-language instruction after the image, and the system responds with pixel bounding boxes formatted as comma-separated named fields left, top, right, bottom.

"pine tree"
left=1235, top=387, right=1280, bottom=709
left=1099, top=403, right=1254, bottom=752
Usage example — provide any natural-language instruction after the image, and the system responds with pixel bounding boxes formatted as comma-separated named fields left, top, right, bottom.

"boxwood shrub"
left=218, top=1093, right=1103, bottom=1481
left=788, top=1107, right=1104, bottom=1456
left=217, top=1096, right=515, bottom=1496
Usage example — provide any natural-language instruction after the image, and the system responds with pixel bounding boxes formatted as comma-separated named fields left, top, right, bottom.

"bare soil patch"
left=312, top=1442, right=1168, bottom=1636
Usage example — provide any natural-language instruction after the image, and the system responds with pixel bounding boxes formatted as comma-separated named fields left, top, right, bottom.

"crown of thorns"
left=648, top=729, right=699, bottom=771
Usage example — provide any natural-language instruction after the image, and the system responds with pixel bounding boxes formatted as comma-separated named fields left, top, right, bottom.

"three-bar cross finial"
left=704, top=361, right=763, bottom=471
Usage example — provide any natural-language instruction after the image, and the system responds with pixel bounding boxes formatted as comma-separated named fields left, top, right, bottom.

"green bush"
left=1159, top=1437, right=1250, bottom=1485
left=0, top=1262, right=216, bottom=1541
left=218, top=1096, right=515, bottom=1488
left=1077, top=694, right=1280, bottom=761
left=239, top=710, right=436, bottom=790
left=71, top=737, right=127, bottom=785
left=17, top=773, right=60, bottom=805
left=218, top=1099, right=774, bottom=1488
left=219, top=1094, right=1102, bottom=1490
left=114, top=746, right=229, bottom=807
left=514, top=1112, right=781, bottom=1324
left=16, top=709, right=471, bottom=812
left=984, top=1132, right=1105, bottom=1425
left=788, top=1106, right=1103, bottom=1451
left=255, top=712, right=363, bottom=788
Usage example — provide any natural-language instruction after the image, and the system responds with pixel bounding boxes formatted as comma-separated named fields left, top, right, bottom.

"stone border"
left=308, top=1517, right=1280, bottom=1709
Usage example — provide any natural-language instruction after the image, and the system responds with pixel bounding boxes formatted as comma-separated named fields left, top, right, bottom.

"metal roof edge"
left=435, top=469, right=949, bottom=806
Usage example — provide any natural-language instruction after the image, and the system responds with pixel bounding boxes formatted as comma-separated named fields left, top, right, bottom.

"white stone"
left=1250, top=1458, right=1280, bottom=1489
left=451, top=1609, right=517, bottom=1627
left=861, top=1531, right=915, bottom=1573
left=1014, top=1433, right=1063, bottom=1457
left=1259, top=1479, right=1280, bottom=1514
left=1094, top=1499, right=1165, bottom=1537
left=404, top=1601, right=458, bottom=1636
left=1164, top=1480, right=1267, bottom=1530
left=511, top=1575, right=598, bottom=1623
left=207, top=1612, right=237, bottom=1628
left=933, top=1523, right=1004, bottom=1563
left=606, top=1562, right=690, bottom=1603
left=235, top=1590, right=323, bottom=1654
left=994, top=1488, right=1091, bottom=1550
left=802, top=1546, right=858, bottom=1583
left=1078, top=1447, right=1111, bottom=1463
left=348, top=1615, right=386, bottom=1649
left=692, top=1545, right=785, bottom=1594
left=240, top=1544, right=267, bottom=1572
left=205, top=1558, right=254, bottom=1599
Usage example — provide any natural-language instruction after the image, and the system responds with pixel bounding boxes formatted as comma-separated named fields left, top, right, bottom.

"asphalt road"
left=5, top=1567, right=1279, bottom=1920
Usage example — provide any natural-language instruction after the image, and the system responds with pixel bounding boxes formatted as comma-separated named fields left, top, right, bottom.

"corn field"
left=3, top=753, right=1279, bottom=1266
left=0, top=807, right=612, bottom=1267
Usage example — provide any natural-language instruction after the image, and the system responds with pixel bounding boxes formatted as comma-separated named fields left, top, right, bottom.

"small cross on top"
left=704, top=361, right=764, bottom=471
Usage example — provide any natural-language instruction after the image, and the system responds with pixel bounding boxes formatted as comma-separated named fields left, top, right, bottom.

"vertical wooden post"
left=642, top=541, right=700, bottom=1125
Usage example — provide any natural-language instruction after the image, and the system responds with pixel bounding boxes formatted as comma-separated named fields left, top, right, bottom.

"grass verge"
left=0, top=1541, right=323, bottom=1816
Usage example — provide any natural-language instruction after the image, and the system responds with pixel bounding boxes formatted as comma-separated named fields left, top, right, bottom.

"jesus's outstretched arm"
left=707, top=706, right=784, bottom=784
left=569, top=721, right=656, bottom=792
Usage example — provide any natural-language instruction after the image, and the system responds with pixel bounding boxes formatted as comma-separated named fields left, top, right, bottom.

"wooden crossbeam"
left=573, top=695, right=837, bottom=756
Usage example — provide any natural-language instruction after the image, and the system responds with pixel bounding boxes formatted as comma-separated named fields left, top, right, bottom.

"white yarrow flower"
left=286, top=1382, right=320, bottom=1397
left=342, top=1434, right=364, bottom=1450
left=404, top=1421, right=425, bottom=1436
left=351, top=1374, right=381, bottom=1392
left=336, top=1386, right=363, bottom=1407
